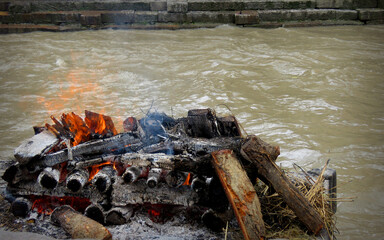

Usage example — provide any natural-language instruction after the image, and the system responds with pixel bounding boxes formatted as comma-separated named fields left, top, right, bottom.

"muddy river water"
left=0, top=25, right=383, bottom=239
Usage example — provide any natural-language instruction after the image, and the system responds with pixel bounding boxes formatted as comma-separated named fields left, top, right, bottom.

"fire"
left=183, top=173, right=192, bottom=186
left=88, top=162, right=113, bottom=181
left=29, top=195, right=91, bottom=215
left=61, top=112, right=92, bottom=146
left=85, top=110, right=118, bottom=136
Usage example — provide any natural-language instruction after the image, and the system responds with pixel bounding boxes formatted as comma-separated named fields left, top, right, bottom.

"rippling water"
left=1, top=25, right=384, bottom=239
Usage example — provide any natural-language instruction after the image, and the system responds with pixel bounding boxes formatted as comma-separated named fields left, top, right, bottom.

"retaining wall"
left=0, top=0, right=383, bottom=33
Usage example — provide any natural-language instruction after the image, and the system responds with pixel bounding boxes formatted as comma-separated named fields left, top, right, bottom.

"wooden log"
left=14, top=130, right=59, bottom=165
left=186, top=108, right=219, bottom=138
left=66, top=169, right=89, bottom=193
left=105, top=206, right=133, bottom=225
left=84, top=203, right=106, bottom=225
left=37, top=167, right=60, bottom=190
left=51, top=205, right=112, bottom=240
left=240, top=135, right=324, bottom=235
left=217, top=116, right=242, bottom=137
left=11, top=197, right=31, bottom=218
left=36, top=132, right=142, bottom=169
left=211, top=149, right=265, bottom=240
left=91, top=166, right=114, bottom=193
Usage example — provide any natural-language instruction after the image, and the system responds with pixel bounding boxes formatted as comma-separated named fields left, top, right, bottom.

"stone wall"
left=0, top=0, right=383, bottom=33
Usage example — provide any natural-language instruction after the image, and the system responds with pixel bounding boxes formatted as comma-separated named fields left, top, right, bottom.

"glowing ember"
left=29, top=195, right=91, bottom=215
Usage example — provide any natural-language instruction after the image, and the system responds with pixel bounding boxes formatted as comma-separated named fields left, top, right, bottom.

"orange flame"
left=88, top=162, right=113, bottom=181
left=84, top=110, right=118, bottom=136
left=61, top=112, right=92, bottom=146
left=183, top=173, right=192, bottom=186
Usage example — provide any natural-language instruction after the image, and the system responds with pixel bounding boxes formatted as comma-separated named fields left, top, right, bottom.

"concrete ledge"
left=247, top=19, right=363, bottom=27
left=358, top=8, right=384, bottom=21
left=258, top=9, right=357, bottom=22
left=0, top=0, right=382, bottom=33
left=235, top=10, right=260, bottom=25
left=187, top=11, right=235, bottom=23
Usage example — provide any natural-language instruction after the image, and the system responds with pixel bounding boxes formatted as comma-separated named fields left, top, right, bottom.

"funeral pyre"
left=2, top=109, right=337, bottom=240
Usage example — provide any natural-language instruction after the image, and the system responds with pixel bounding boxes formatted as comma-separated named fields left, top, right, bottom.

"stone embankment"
left=0, top=0, right=383, bottom=33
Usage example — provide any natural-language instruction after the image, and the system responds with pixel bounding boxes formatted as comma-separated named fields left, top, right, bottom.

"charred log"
left=85, top=203, right=105, bottom=225
left=92, top=166, right=114, bottom=193
left=201, top=209, right=226, bottom=232
left=216, top=116, right=242, bottom=137
left=105, top=206, right=133, bottom=225
left=191, top=177, right=206, bottom=193
left=66, top=169, right=89, bottom=193
left=37, top=132, right=141, bottom=169
left=37, top=167, right=60, bottom=190
left=122, top=166, right=143, bottom=184
left=165, top=171, right=187, bottom=188
left=147, top=167, right=162, bottom=188
left=11, top=197, right=31, bottom=218
left=185, top=108, right=219, bottom=138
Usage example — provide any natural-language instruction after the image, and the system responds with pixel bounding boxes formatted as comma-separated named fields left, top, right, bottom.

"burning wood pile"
left=2, top=108, right=336, bottom=239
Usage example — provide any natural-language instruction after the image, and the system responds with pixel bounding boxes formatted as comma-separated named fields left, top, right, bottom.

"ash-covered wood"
left=38, top=132, right=141, bottom=169
left=122, top=166, right=143, bottom=184
left=165, top=171, right=187, bottom=188
left=37, top=167, right=60, bottom=190
left=85, top=203, right=105, bottom=225
left=11, top=197, right=31, bottom=218
left=105, top=206, right=133, bottom=225
left=91, top=166, right=115, bottom=193
left=147, top=167, right=162, bottom=188
left=112, top=178, right=198, bottom=207
left=14, top=130, right=59, bottom=165
left=66, top=169, right=89, bottom=193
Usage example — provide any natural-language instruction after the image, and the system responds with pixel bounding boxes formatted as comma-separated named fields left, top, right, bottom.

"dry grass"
left=255, top=160, right=337, bottom=239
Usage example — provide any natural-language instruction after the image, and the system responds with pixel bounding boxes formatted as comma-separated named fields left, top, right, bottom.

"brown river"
left=0, top=25, right=383, bottom=239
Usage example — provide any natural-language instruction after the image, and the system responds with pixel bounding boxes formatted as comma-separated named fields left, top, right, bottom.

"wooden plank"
left=240, top=135, right=324, bottom=235
left=14, top=130, right=59, bottom=164
left=211, top=149, right=265, bottom=240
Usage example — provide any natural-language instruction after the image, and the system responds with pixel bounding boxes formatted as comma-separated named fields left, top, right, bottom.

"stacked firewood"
left=2, top=108, right=334, bottom=240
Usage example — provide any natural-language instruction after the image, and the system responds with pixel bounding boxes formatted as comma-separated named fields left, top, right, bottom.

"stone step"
left=0, top=9, right=366, bottom=25
left=1, top=0, right=318, bottom=14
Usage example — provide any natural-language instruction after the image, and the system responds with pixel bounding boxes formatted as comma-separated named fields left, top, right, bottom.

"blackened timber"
left=37, top=167, right=60, bottom=190
left=186, top=108, right=219, bottom=138
left=11, top=197, right=32, bottom=218
left=112, top=178, right=198, bottom=207
left=84, top=204, right=105, bottom=225
left=240, top=135, right=324, bottom=235
left=212, top=150, right=265, bottom=240
left=38, top=132, right=141, bottom=168
left=105, top=206, right=133, bottom=225
left=92, top=166, right=115, bottom=193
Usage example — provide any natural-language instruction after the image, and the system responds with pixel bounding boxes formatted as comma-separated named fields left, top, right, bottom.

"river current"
left=0, top=25, right=383, bottom=239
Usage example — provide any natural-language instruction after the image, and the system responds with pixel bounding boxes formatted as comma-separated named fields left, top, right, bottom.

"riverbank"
left=0, top=1, right=383, bottom=33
